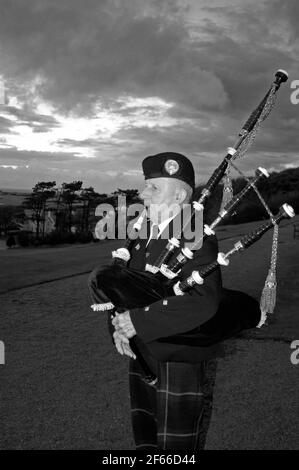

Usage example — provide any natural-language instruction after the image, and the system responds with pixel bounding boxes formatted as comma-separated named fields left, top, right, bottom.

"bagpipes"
left=91, top=202, right=294, bottom=308
left=88, top=70, right=291, bottom=383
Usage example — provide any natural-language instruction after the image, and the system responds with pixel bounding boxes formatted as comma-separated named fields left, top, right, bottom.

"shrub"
left=42, top=231, right=63, bottom=245
left=77, top=231, right=93, bottom=243
left=16, top=231, right=30, bottom=247
left=231, top=202, right=267, bottom=224
left=42, top=231, right=79, bottom=245
left=64, top=232, right=77, bottom=244
left=6, top=234, right=16, bottom=248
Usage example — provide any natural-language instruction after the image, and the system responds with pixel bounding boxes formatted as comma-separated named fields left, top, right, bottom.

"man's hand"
left=112, top=311, right=137, bottom=339
left=113, top=330, right=136, bottom=359
left=112, top=311, right=137, bottom=359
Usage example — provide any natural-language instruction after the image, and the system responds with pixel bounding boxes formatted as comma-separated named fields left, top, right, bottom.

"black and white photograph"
left=0, top=0, right=298, bottom=458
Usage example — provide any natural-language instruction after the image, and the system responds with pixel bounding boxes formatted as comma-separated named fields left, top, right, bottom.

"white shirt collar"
left=146, top=215, right=176, bottom=247
left=157, top=215, right=176, bottom=237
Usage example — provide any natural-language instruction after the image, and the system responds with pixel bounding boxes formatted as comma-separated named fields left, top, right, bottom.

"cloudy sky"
left=0, top=0, right=298, bottom=193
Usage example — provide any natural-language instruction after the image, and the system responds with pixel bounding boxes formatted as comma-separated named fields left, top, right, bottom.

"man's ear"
left=175, top=187, right=187, bottom=204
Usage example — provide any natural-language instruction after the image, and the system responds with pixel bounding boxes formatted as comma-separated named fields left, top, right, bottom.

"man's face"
left=140, top=177, right=181, bottom=224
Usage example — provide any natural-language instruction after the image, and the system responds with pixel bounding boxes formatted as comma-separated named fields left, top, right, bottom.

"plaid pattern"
left=129, top=356, right=207, bottom=451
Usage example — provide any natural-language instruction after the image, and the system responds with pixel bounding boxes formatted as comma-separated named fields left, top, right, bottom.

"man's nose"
left=140, top=187, right=151, bottom=200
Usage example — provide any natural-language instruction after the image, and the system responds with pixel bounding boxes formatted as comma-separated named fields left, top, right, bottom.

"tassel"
left=220, top=171, right=234, bottom=212
left=258, top=223, right=279, bottom=327
left=91, top=302, right=114, bottom=312
left=258, top=269, right=277, bottom=327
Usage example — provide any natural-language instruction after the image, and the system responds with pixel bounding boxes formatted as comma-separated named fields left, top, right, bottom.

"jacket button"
left=145, top=252, right=150, bottom=258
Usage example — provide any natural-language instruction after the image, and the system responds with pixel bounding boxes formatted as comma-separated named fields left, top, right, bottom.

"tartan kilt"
left=129, top=355, right=207, bottom=451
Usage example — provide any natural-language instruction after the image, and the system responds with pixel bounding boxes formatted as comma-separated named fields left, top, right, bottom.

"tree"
left=52, top=187, right=66, bottom=233
left=111, top=188, right=141, bottom=206
left=61, top=181, right=83, bottom=232
left=79, top=187, right=104, bottom=232
left=23, top=182, right=56, bottom=239
left=0, top=206, right=16, bottom=235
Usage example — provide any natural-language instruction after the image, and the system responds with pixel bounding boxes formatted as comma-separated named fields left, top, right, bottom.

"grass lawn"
left=1, top=218, right=299, bottom=449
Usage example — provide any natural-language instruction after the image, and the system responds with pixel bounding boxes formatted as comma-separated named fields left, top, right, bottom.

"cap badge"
left=164, top=159, right=179, bottom=175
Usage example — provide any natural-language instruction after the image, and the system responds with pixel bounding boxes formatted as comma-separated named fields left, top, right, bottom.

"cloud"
left=4, top=105, right=59, bottom=126
left=0, top=0, right=298, bottom=193
left=0, top=116, right=14, bottom=134
left=0, top=0, right=228, bottom=114
left=262, top=0, right=299, bottom=41
left=0, top=147, right=79, bottom=164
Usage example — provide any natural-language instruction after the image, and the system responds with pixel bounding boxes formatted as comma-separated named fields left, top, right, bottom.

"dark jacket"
left=128, top=214, right=225, bottom=363
left=89, top=213, right=261, bottom=363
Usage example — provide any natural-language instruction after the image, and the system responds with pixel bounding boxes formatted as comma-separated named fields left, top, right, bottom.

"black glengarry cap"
left=142, top=152, right=195, bottom=188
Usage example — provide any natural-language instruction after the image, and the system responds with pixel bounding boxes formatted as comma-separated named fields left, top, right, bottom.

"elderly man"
left=111, top=152, right=223, bottom=451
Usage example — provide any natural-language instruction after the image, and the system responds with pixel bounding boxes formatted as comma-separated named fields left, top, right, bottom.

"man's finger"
left=123, top=343, right=136, bottom=359
left=114, top=339, right=124, bottom=356
left=115, top=338, right=135, bottom=359
left=117, top=318, right=129, bottom=328
left=114, top=330, right=130, bottom=343
left=116, top=331, right=130, bottom=343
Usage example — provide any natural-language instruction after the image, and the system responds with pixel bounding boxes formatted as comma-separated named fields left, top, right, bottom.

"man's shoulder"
left=203, top=234, right=219, bottom=250
left=195, top=234, right=218, bottom=260
left=179, top=234, right=219, bottom=273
